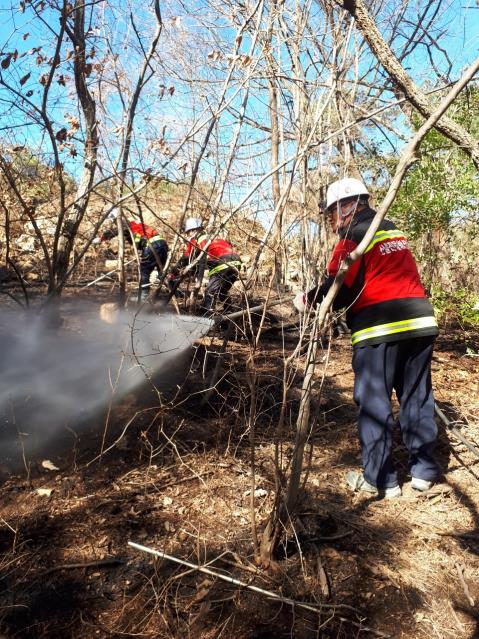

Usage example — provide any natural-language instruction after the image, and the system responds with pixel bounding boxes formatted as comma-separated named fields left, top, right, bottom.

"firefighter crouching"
left=294, top=177, right=440, bottom=498
left=169, top=218, right=241, bottom=313
left=94, top=210, right=168, bottom=302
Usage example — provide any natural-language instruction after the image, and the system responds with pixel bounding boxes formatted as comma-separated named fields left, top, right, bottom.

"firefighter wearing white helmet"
left=183, top=217, right=203, bottom=234
left=169, top=217, right=241, bottom=312
left=325, top=177, right=370, bottom=233
left=293, top=176, right=440, bottom=499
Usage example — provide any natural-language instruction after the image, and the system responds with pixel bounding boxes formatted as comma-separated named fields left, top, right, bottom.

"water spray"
left=0, top=302, right=213, bottom=469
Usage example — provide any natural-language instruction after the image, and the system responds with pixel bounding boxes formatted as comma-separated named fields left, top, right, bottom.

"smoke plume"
left=0, top=302, right=213, bottom=470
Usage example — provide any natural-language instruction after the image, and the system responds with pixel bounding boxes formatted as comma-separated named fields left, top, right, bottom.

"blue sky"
left=0, top=0, right=478, bottom=207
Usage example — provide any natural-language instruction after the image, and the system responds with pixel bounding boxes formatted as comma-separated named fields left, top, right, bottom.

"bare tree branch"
left=340, top=0, right=479, bottom=168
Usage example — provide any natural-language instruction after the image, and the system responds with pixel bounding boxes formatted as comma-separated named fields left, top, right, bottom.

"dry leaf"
left=163, top=496, right=173, bottom=507
left=19, top=72, right=30, bottom=85
left=207, top=50, right=222, bottom=62
left=55, top=128, right=67, bottom=142
left=36, top=487, right=53, bottom=497
left=42, top=459, right=59, bottom=471
left=1, top=55, right=12, bottom=70
left=64, top=113, right=80, bottom=131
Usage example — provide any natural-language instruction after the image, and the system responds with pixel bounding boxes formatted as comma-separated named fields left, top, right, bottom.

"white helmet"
left=183, top=217, right=203, bottom=233
left=326, top=178, right=369, bottom=210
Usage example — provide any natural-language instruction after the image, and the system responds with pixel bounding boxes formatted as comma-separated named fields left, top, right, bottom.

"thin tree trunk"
left=52, top=0, right=98, bottom=296
left=115, top=0, right=163, bottom=304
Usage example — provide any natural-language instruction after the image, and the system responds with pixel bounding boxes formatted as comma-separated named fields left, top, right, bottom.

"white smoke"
left=0, top=303, right=214, bottom=469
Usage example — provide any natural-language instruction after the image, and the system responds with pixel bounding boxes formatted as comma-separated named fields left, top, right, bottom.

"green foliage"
left=432, top=285, right=479, bottom=327
left=376, top=87, right=479, bottom=240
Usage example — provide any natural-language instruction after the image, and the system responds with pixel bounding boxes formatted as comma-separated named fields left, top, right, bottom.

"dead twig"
left=40, top=557, right=123, bottom=577
left=454, top=563, right=475, bottom=606
left=435, top=403, right=479, bottom=462
left=128, top=541, right=391, bottom=637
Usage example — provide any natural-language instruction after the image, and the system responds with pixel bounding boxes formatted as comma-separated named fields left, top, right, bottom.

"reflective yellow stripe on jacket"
left=133, top=233, right=164, bottom=243
left=351, top=316, right=438, bottom=346
left=364, top=229, right=405, bottom=253
left=209, top=260, right=242, bottom=276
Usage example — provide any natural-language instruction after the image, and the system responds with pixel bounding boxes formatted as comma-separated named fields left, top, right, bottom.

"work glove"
left=293, top=291, right=307, bottom=313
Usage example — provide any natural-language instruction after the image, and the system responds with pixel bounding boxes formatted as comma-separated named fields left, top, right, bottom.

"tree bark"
left=52, top=0, right=98, bottom=295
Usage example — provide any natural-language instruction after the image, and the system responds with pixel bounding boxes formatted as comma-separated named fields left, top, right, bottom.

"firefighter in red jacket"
left=169, top=218, right=241, bottom=312
left=95, top=210, right=168, bottom=301
left=294, top=178, right=440, bottom=498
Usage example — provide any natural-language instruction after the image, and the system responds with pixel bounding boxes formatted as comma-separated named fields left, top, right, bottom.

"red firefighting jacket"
left=307, top=208, right=438, bottom=347
left=178, top=232, right=241, bottom=276
left=101, top=220, right=163, bottom=248
left=128, top=221, right=163, bottom=244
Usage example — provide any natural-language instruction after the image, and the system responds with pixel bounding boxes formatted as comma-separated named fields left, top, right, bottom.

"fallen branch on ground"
left=40, top=557, right=123, bottom=576
left=435, top=403, right=479, bottom=462
left=455, top=562, right=475, bottom=607
left=128, top=541, right=391, bottom=637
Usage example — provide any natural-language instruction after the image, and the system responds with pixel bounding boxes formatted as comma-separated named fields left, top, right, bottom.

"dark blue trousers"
left=352, top=336, right=439, bottom=489
left=203, top=267, right=238, bottom=311
left=139, top=240, right=168, bottom=289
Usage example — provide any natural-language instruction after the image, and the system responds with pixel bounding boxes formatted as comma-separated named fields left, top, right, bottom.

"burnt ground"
left=0, top=289, right=479, bottom=638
